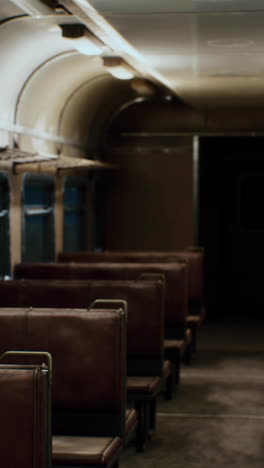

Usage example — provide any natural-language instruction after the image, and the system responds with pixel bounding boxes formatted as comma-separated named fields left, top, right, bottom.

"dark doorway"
left=199, top=136, right=264, bottom=322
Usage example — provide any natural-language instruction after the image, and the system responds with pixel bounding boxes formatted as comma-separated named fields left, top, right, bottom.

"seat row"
left=0, top=307, right=132, bottom=468
left=0, top=247, right=205, bottom=467
left=14, top=246, right=205, bottom=361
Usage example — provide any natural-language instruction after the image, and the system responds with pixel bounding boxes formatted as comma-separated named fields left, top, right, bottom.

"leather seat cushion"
left=186, top=315, right=201, bottom=324
left=52, top=435, right=122, bottom=465
left=164, top=338, right=185, bottom=351
left=127, top=376, right=161, bottom=394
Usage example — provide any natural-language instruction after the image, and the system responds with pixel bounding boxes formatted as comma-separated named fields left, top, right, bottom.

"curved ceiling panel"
left=58, top=76, right=136, bottom=156
left=2, top=0, right=263, bottom=145
left=0, top=0, right=24, bottom=21
left=0, top=15, right=77, bottom=145
left=15, top=53, right=104, bottom=154
left=15, top=50, right=136, bottom=155
left=0, top=14, right=136, bottom=155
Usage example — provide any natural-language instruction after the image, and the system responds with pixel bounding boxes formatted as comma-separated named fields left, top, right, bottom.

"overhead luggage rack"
left=0, top=148, right=118, bottom=175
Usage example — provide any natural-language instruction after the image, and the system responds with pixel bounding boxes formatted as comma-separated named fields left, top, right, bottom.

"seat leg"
left=165, top=348, right=182, bottom=386
left=112, top=461, right=119, bottom=468
left=187, top=321, right=198, bottom=356
left=183, top=343, right=192, bottom=365
left=149, top=398, right=157, bottom=431
left=174, top=353, right=181, bottom=385
left=135, top=400, right=148, bottom=452
left=165, top=367, right=175, bottom=400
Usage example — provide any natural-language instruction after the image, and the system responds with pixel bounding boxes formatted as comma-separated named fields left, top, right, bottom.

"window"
left=22, top=174, right=55, bottom=262
left=92, top=176, right=107, bottom=252
left=63, top=177, right=88, bottom=252
left=0, top=172, right=10, bottom=277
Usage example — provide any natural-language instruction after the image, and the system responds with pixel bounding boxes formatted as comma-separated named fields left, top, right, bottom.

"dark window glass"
left=0, top=172, right=10, bottom=277
left=22, top=174, right=55, bottom=262
left=63, top=177, right=88, bottom=252
left=92, top=176, right=107, bottom=252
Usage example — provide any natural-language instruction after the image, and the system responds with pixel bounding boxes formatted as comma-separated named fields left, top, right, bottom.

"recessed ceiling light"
left=209, top=73, right=253, bottom=78
left=102, top=57, right=135, bottom=80
left=208, top=38, right=254, bottom=48
left=60, top=23, right=103, bottom=56
left=195, top=0, right=232, bottom=2
left=130, top=78, right=156, bottom=96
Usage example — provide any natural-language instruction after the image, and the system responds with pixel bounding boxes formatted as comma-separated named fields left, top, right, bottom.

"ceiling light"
left=60, top=23, right=102, bottom=56
left=208, top=38, right=254, bottom=48
left=103, top=57, right=135, bottom=80
left=130, top=78, right=156, bottom=96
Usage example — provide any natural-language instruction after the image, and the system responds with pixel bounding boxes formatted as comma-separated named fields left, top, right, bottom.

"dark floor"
left=121, top=321, right=264, bottom=467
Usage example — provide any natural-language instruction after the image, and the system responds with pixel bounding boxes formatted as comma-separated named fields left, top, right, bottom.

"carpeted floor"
left=121, top=321, right=264, bottom=467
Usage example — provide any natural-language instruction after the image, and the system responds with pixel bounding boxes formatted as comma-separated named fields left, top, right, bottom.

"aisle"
left=121, top=322, right=264, bottom=467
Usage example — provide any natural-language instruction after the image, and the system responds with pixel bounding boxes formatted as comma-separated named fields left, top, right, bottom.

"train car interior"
left=0, top=1, right=263, bottom=467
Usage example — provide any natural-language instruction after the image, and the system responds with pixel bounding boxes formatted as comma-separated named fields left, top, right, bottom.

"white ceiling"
left=2, top=0, right=264, bottom=110
left=87, top=0, right=264, bottom=108
left=89, top=0, right=264, bottom=14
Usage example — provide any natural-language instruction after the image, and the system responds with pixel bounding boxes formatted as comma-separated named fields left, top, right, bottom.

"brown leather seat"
left=52, top=436, right=122, bottom=466
left=13, top=261, right=190, bottom=385
left=175, top=248, right=205, bottom=353
left=58, top=248, right=205, bottom=318
left=59, top=248, right=205, bottom=353
left=14, top=261, right=188, bottom=339
left=0, top=351, right=52, bottom=468
left=0, top=278, right=169, bottom=451
left=0, top=307, right=127, bottom=468
left=58, top=248, right=204, bottom=313
left=127, top=376, right=161, bottom=394
left=90, top=295, right=170, bottom=451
